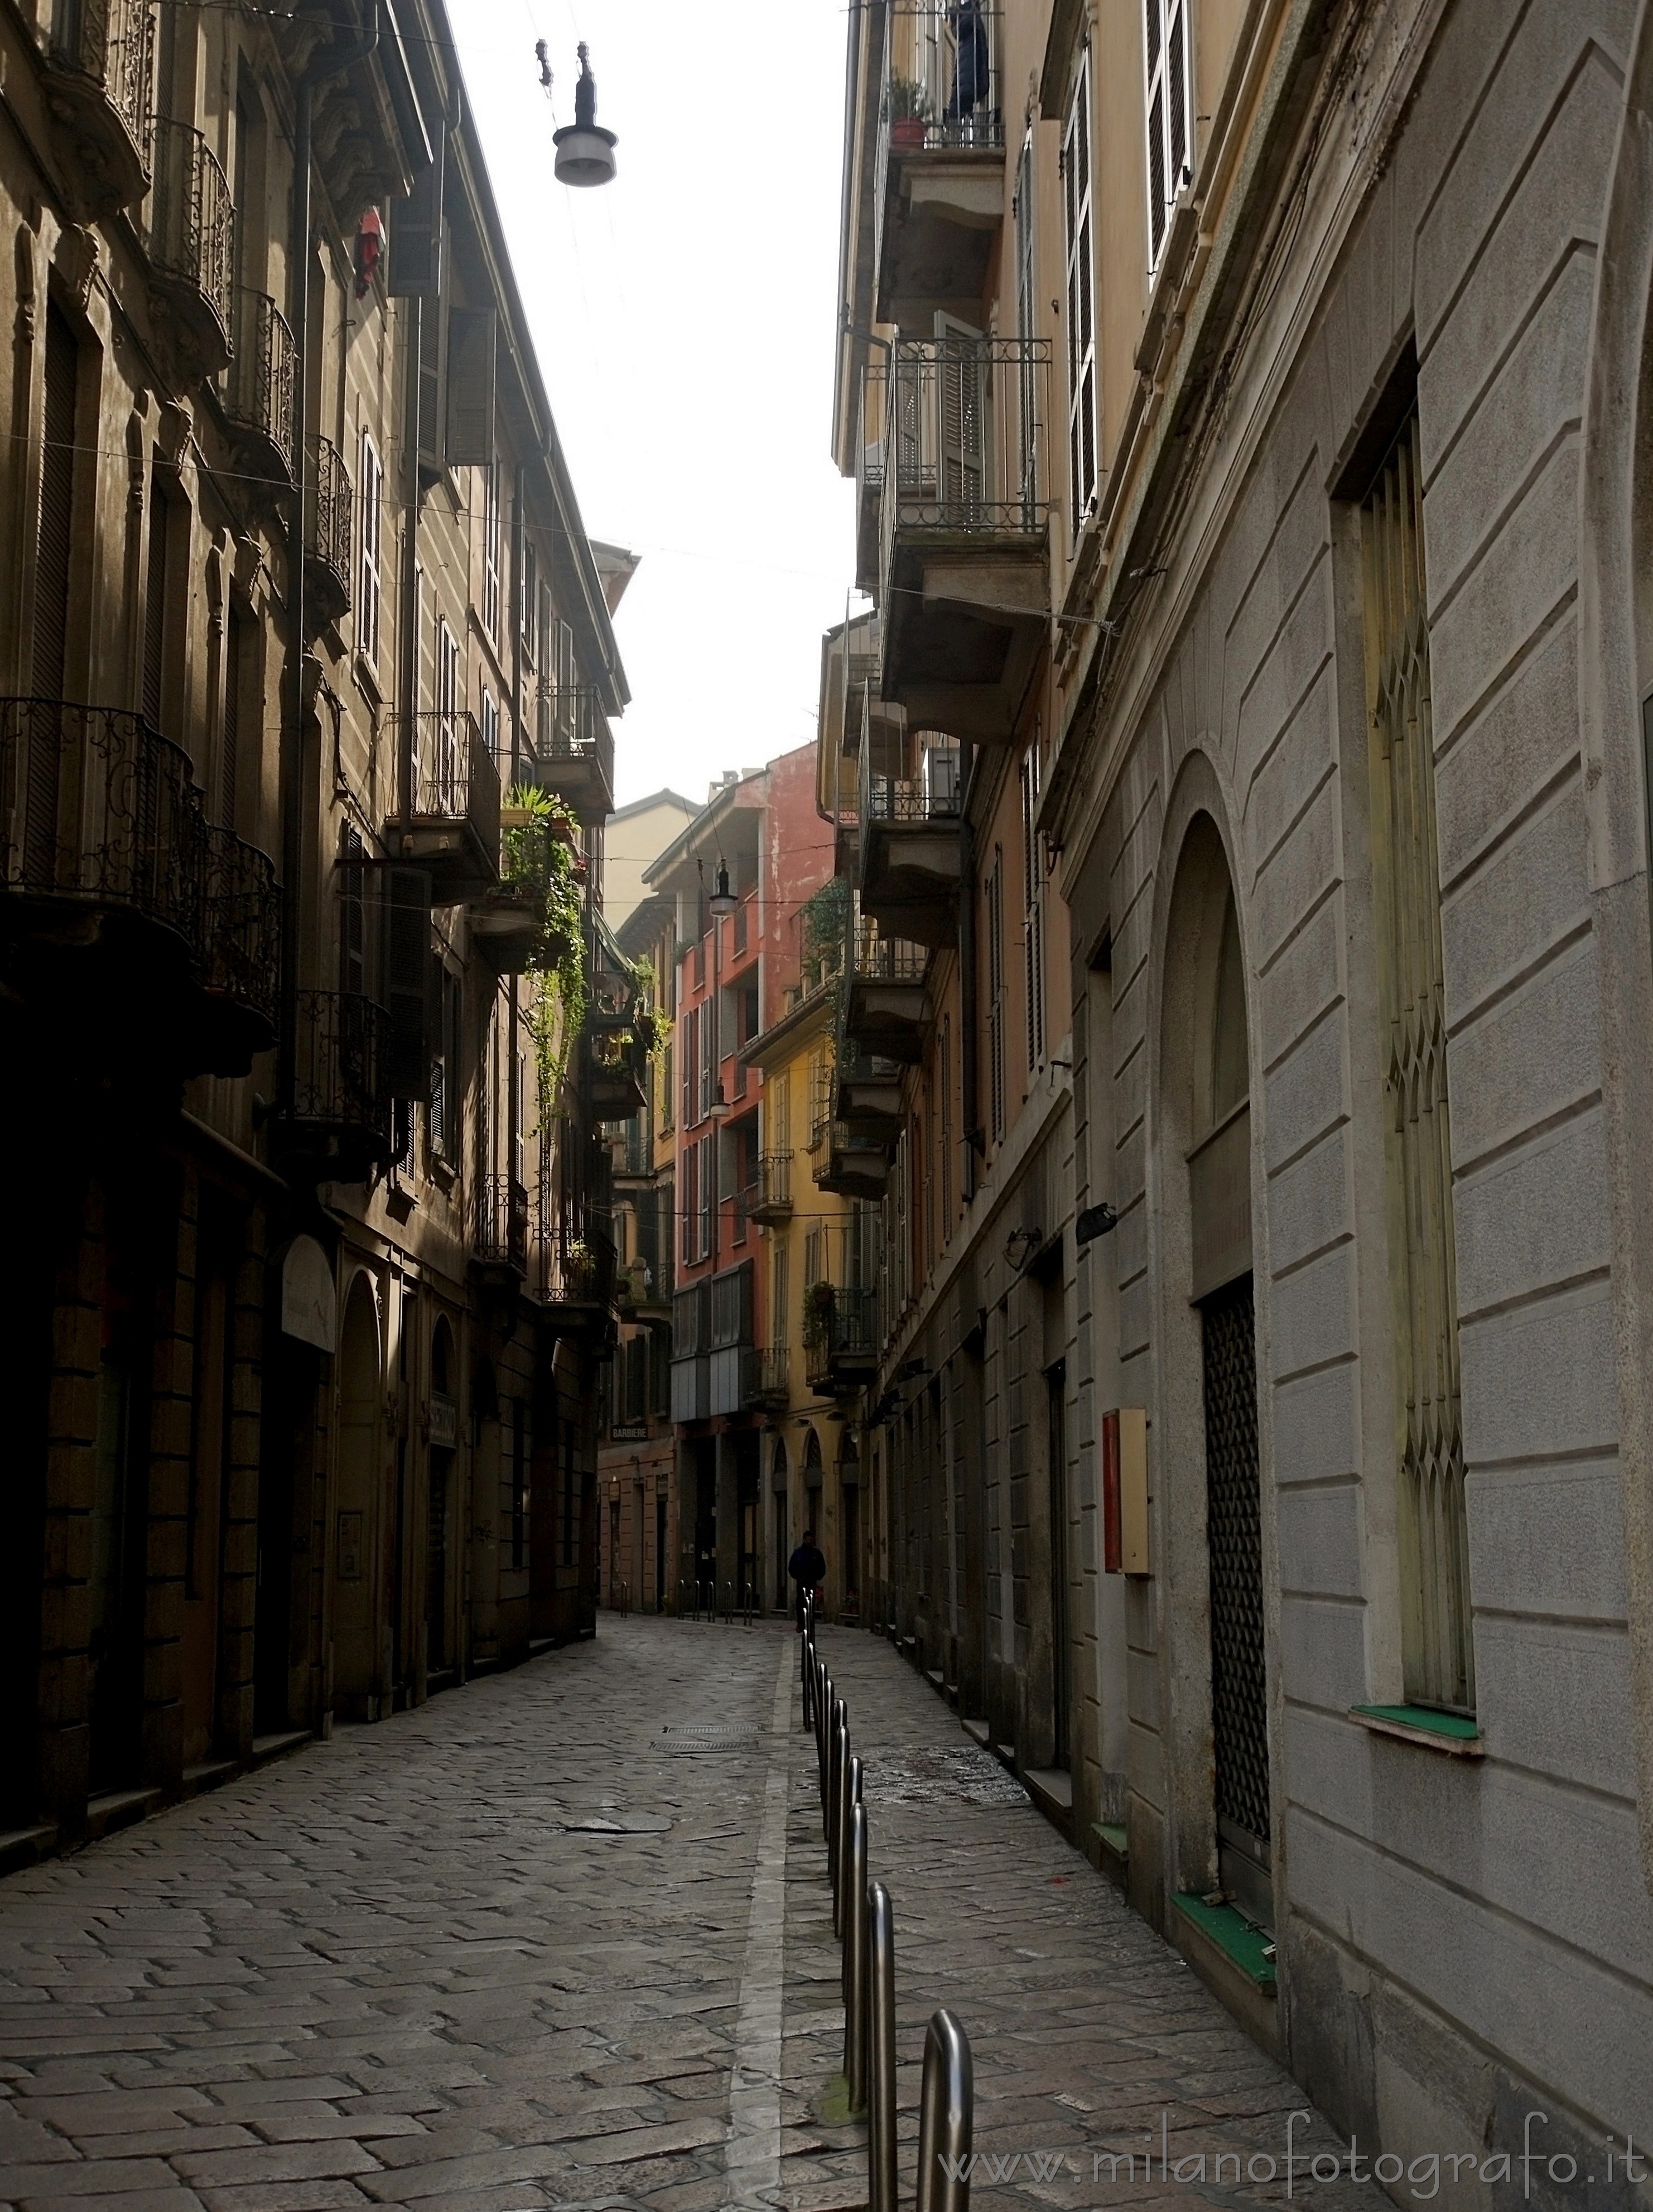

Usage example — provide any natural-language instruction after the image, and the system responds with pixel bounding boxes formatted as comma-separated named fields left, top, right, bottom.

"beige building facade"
left=831, top=0, right=1653, bottom=2184
left=0, top=0, right=630, bottom=1863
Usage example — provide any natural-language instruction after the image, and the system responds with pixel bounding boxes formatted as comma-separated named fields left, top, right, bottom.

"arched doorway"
left=334, top=1273, right=380, bottom=1716
left=427, top=1317, right=456, bottom=1679
left=1158, top=809, right=1272, bottom=1927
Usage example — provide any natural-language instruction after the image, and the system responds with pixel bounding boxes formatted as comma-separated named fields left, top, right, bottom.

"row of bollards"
left=800, top=1594, right=974, bottom=2210
left=678, top=1577, right=762, bottom=1623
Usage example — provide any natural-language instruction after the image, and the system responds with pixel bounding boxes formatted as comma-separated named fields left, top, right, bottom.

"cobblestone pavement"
left=0, top=1618, right=1387, bottom=2212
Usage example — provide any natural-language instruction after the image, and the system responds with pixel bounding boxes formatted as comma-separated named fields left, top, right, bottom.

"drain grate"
left=659, top=1723, right=761, bottom=1754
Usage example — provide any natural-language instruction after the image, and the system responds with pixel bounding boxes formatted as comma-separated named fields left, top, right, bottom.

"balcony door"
left=934, top=312, right=985, bottom=522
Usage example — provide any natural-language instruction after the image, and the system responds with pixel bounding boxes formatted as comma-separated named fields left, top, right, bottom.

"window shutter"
left=389, top=139, right=444, bottom=293
left=384, top=865, right=434, bottom=1101
left=445, top=309, right=497, bottom=467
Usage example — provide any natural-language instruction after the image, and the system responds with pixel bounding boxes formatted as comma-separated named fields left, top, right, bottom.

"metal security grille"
left=1362, top=411, right=1474, bottom=1715
left=1202, top=1277, right=1269, bottom=1850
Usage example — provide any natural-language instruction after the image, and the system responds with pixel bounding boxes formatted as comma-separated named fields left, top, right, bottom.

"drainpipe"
left=508, top=465, right=525, bottom=1207
left=956, top=742, right=977, bottom=1205
left=280, top=0, right=380, bottom=1115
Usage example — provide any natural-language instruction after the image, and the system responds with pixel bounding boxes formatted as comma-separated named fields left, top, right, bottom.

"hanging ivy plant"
left=504, top=784, right=588, bottom=1125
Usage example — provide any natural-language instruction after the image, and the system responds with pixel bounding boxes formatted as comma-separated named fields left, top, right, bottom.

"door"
left=426, top=1448, right=451, bottom=1671
left=1046, top=1362, right=1070, bottom=1769
left=656, top=1495, right=667, bottom=1612
left=181, top=1256, right=230, bottom=1767
left=1201, top=1274, right=1271, bottom=1926
left=334, top=1276, right=380, bottom=1717
left=934, top=312, right=985, bottom=522
left=89, top=1334, right=142, bottom=1793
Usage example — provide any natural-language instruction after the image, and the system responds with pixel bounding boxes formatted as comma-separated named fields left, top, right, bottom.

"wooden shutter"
left=934, top=312, right=984, bottom=518
left=388, top=139, right=444, bottom=293
left=445, top=309, right=497, bottom=467
left=221, top=608, right=244, bottom=827
left=143, top=483, right=168, bottom=730
left=384, top=865, right=433, bottom=1100
left=417, top=295, right=445, bottom=480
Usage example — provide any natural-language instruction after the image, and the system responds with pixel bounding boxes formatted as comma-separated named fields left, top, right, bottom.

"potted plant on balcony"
left=501, top=784, right=587, bottom=1115
left=803, top=1278, right=836, bottom=1347
left=887, top=76, right=931, bottom=151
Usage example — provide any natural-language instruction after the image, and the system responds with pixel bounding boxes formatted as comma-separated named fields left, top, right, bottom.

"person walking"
left=788, top=1529, right=826, bottom=1631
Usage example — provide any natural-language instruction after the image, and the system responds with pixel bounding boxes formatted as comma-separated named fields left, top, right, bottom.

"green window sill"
left=1172, top=1892, right=1276, bottom=1989
left=1350, top=1703, right=1484, bottom=1757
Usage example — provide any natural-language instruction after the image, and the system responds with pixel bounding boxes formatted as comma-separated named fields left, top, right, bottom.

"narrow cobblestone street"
left=0, top=1622, right=1385, bottom=2212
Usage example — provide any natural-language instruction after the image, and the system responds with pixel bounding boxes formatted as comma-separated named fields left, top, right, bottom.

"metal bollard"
left=801, top=1631, right=815, bottom=1731
left=817, top=1668, right=833, bottom=1806
left=827, top=1700, right=846, bottom=1873
left=832, top=1734, right=859, bottom=1929
left=914, top=2009, right=974, bottom=2212
left=842, top=1797, right=869, bottom=2113
left=868, top=1880, right=897, bottom=2212
left=835, top=1749, right=861, bottom=1939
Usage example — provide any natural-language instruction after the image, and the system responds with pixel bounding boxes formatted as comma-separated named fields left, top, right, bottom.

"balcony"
left=45, top=0, right=154, bottom=217
left=804, top=1283, right=880, bottom=1394
left=880, top=334, right=1050, bottom=743
left=530, top=686, right=615, bottom=821
left=671, top=1281, right=711, bottom=1421
left=835, top=1034, right=905, bottom=1139
left=473, top=1174, right=529, bottom=1284
left=749, top=1152, right=793, bottom=1225
left=146, top=118, right=235, bottom=373
left=590, top=1027, right=650, bottom=1122
left=389, top=712, right=500, bottom=901
left=197, top=824, right=280, bottom=1073
left=533, top=1220, right=619, bottom=1336
left=814, top=1121, right=892, bottom=1201
left=858, top=739, right=962, bottom=948
left=1, top=698, right=286, bottom=1077
left=283, top=990, right=394, bottom=1180
left=754, top=1346, right=789, bottom=1410
left=220, top=287, right=296, bottom=488
left=305, top=433, right=353, bottom=630
left=844, top=919, right=930, bottom=1067
left=855, top=360, right=886, bottom=597
left=875, top=3, right=1005, bottom=329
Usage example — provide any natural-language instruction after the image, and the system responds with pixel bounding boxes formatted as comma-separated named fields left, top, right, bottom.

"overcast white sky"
left=446, top=0, right=859, bottom=815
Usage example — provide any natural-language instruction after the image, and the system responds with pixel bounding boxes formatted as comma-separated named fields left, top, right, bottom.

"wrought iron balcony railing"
left=47, top=0, right=155, bottom=210
left=861, top=743, right=961, bottom=825
left=529, top=685, right=615, bottom=816
left=803, top=1282, right=880, bottom=1388
left=750, top=1151, right=793, bottom=1223
left=474, top=1174, right=529, bottom=1273
left=287, top=990, right=393, bottom=1162
left=881, top=1, right=1004, bottom=160
left=222, top=286, right=296, bottom=480
left=0, top=696, right=204, bottom=954
left=851, top=919, right=928, bottom=984
left=532, top=1221, right=619, bottom=1314
left=306, top=433, right=352, bottom=622
left=881, top=333, right=1050, bottom=567
left=147, top=118, right=235, bottom=360
left=201, top=823, right=279, bottom=1038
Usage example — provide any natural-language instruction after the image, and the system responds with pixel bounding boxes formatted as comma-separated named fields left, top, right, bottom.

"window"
left=986, top=846, right=1006, bottom=1142
left=1361, top=409, right=1473, bottom=1715
left=681, top=1004, right=697, bottom=1128
left=358, top=430, right=383, bottom=666
left=1144, top=0, right=1191, bottom=271
left=521, top=539, right=537, bottom=668
left=682, top=1140, right=698, bottom=1265
left=697, top=1134, right=714, bottom=1259
left=1021, top=745, right=1045, bottom=1069
left=339, top=825, right=367, bottom=997
left=483, top=462, right=501, bottom=638
left=698, top=999, right=715, bottom=1120
left=221, top=606, right=246, bottom=827
left=436, top=619, right=460, bottom=808
left=939, top=1015, right=953, bottom=1232
left=430, top=964, right=461, bottom=1163
left=1060, top=62, right=1098, bottom=524
left=480, top=687, right=498, bottom=769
